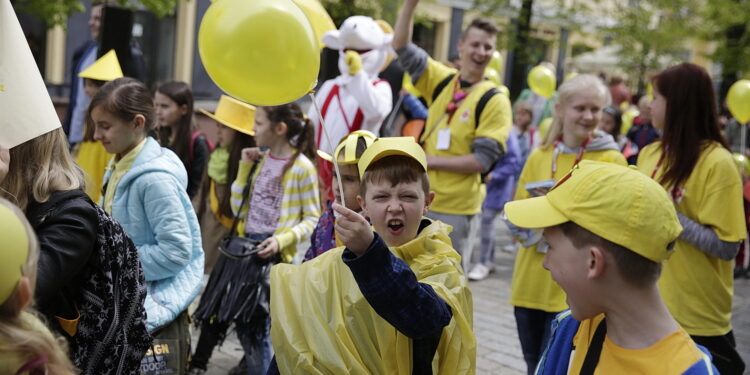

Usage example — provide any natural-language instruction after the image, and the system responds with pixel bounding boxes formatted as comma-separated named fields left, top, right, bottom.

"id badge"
left=436, top=128, right=451, bottom=150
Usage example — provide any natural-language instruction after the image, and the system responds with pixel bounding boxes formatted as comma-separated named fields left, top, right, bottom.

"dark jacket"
left=26, top=189, right=98, bottom=329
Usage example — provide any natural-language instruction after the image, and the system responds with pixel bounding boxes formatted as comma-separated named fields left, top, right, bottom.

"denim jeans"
left=514, top=306, right=559, bottom=375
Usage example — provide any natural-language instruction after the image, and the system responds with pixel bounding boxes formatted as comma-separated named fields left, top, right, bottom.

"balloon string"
left=308, top=92, right=346, bottom=209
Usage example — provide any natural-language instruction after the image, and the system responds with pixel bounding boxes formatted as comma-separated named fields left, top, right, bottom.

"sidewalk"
left=192, top=222, right=750, bottom=374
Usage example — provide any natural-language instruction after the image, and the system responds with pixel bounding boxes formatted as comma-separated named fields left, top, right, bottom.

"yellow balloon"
left=527, top=65, right=556, bottom=98
left=621, top=108, right=639, bottom=135
left=727, top=80, right=750, bottom=124
left=489, top=51, right=503, bottom=73
left=198, top=0, right=320, bottom=106
left=484, top=67, right=501, bottom=85
left=538, top=117, right=553, bottom=139
left=292, top=0, right=336, bottom=48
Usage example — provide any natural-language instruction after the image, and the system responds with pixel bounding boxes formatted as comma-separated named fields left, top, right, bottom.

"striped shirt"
left=231, top=153, right=320, bottom=263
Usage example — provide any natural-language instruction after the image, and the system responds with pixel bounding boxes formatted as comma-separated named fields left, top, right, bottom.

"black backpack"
left=69, top=197, right=153, bottom=374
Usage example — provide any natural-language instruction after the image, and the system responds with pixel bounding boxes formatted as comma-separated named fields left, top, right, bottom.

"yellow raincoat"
left=270, top=219, right=475, bottom=374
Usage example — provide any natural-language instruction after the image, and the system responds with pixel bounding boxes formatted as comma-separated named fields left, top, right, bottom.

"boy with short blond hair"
left=268, top=137, right=474, bottom=374
left=504, top=160, right=718, bottom=374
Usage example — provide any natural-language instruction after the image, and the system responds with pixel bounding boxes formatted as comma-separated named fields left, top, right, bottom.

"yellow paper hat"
left=199, top=95, right=256, bottom=136
left=0, top=204, right=30, bottom=304
left=503, top=160, right=682, bottom=262
left=0, top=0, right=61, bottom=148
left=357, top=137, right=427, bottom=179
left=78, top=49, right=124, bottom=81
left=317, top=130, right=377, bottom=165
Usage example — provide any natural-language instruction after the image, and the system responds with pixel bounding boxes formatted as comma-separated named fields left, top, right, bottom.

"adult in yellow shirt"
left=508, top=74, right=626, bottom=374
left=393, top=0, right=513, bottom=271
left=637, top=63, right=746, bottom=375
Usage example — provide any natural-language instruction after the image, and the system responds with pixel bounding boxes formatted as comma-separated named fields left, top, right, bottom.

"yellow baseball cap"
left=199, top=95, right=256, bottom=136
left=78, top=49, right=124, bottom=81
left=503, top=160, right=682, bottom=262
left=317, top=130, right=377, bottom=165
left=0, top=204, right=30, bottom=304
left=357, top=136, right=427, bottom=179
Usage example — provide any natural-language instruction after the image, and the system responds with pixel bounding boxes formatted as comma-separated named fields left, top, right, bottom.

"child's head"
left=513, top=101, right=533, bottom=128
left=318, top=130, right=377, bottom=211
left=90, top=77, right=155, bottom=159
left=598, top=106, right=622, bottom=138
left=255, top=103, right=316, bottom=171
left=356, top=137, right=433, bottom=247
left=83, top=78, right=106, bottom=99
left=1, top=128, right=84, bottom=210
left=504, top=161, right=682, bottom=320
left=543, top=74, right=611, bottom=147
left=155, top=81, right=196, bottom=163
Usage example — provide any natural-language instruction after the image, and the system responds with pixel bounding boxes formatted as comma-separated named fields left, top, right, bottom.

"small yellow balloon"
left=484, top=67, right=501, bottom=86
left=528, top=65, right=556, bottom=98
left=621, top=108, right=639, bottom=135
left=619, top=101, right=630, bottom=112
left=489, top=51, right=503, bottom=73
left=538, top=117, right=553, bottom=139
left=292, top=0, right=336, bottom=48
left=198, top=0, right=320, bottom=106
left=727, top=80, right=750, bottom=124
left=647, top=82, right=654, bottom=100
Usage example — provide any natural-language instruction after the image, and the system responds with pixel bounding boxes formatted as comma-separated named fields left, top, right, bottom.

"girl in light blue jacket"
left=89, top=77, right=204, bottom=372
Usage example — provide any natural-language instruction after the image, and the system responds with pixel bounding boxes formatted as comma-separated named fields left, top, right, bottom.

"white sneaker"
left=467, top=263, right=490, bottom=281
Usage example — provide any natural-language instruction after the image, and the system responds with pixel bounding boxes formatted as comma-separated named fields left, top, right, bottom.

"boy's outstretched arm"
left=333, top=204, right=452, bottom=339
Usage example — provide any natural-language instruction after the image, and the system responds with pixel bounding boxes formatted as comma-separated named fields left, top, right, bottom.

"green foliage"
left=320, top=0, right=382, bottom=27
left=12, top=0, right=180, bottom=28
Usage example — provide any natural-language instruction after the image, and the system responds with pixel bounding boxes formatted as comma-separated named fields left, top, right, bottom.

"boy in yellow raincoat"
left=268, top=137, right=475, bottom=374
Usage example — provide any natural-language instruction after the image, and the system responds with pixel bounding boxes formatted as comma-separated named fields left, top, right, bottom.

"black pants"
left=189, top=320, right=229, bottom=370
left=692, top=331, right=745, bottom=375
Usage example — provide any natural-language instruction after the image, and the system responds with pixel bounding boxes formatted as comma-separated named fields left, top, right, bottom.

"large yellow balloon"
left=198, top=0, right=320, bottom=106
left=292, top=0, right=336, bottom=48
left=527, top=65, right=556, bottom=98
left=727, top=80, right=750, bottom=124
left=489, top=51, right=503, bottom=73
left=484, top=67, right=501, bottom=86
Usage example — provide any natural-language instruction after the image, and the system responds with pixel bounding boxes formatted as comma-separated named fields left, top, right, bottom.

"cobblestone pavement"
left=192, top=222, right=750, bottom=375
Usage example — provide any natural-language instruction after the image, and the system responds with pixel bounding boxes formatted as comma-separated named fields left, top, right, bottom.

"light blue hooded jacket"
left=103, top=137, right=204, bottom=332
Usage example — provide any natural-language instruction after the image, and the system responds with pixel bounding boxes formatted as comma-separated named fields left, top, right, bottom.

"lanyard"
left=650, top=151, right=682, bottom=200
left=421, top=78, right=474, bottom=144
left=651, top=152, right=665, bottom=178
left=551, top=136, right=591, bottom=179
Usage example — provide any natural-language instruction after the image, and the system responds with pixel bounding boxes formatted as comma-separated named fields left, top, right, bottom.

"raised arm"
left=392, top=0, right=420, bottom=50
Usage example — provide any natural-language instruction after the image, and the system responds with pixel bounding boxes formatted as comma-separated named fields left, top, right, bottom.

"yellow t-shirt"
left=568, top=315, right=708, bottom=374
left=509, top=146, right=626, bottom=312
left=415, top=57, right=512, bottom=215
left=637, top=142, right=745, bottom=336
left=102, top=138, right=148, bottom=213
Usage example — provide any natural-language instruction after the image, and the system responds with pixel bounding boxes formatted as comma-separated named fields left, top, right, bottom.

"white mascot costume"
left=309, top=16, right=393, bottom=199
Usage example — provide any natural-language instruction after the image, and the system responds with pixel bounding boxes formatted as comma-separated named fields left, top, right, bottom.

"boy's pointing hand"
left=333, top=202, right=373, bottom=257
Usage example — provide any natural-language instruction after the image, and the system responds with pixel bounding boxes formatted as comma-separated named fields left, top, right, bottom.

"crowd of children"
left=3, top=0, right=749, bottom=374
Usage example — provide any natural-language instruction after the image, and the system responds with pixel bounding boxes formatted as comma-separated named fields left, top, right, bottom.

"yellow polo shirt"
left=637, top=142, right=745, bottom=336
left=102, top=138, right=148, bottom=213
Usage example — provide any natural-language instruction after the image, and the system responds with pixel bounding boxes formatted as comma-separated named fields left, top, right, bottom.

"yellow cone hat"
left=79, top=49, right=124, bottom=81
left=0, top=0, right=61, bottom=148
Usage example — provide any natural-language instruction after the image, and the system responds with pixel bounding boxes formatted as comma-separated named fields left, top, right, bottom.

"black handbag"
left=218, top=161, right=262, bottom=260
